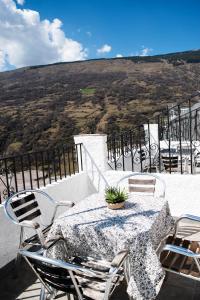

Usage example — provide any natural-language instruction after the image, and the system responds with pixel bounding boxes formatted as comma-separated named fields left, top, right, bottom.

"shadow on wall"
left=83, top=145, right=109, bottom=192
left=0, top=172, right=97, bottom=272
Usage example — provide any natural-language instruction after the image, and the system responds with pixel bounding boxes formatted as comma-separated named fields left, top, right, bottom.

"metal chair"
left=117, top=172, right=166, bottom=198
left=19, top=243, right=129, bottom=300
left=161, top=155, right=179, bottom=173
left=160, top=214, right=200, bottom=283
left=3, top=189, right=74, bottom=250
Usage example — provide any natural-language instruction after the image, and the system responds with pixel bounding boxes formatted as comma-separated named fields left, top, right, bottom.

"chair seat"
left=161, top=235, right=200, bottom=278
left=77, top=277, right=118, bottom=300
left=71, top=256, right=123, bottom=300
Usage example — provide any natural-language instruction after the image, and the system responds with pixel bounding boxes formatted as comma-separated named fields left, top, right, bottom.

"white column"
left=74, top=134, right=109, bottom=192
left=143, top=124, right=159, bottom=145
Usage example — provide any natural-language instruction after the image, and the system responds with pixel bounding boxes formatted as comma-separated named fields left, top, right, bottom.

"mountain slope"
left=0, top=50, right=200, bottom=155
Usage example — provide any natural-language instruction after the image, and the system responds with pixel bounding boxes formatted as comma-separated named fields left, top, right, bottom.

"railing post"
left=4, top=158, right=10, bottom=197
left=167, top=107, right=171, bottom=174
left=53, top=150, right=57, bottom=182
left=189, top=99, right=193, bottom=174
left=138, top=126, right=143, bottom=172
left=71, top=146, right=75, bottom=174
left=20, top=155, right=26, bottom=190
left=157, top=115, right=161, bottom=173
left=47, top=150, right=52, bottom=184
left=147, top=121, right=152, bottom=173
left=195, top=109, right=198, bottom=141
left=121, top=133, right=125, bottom=171
left=35, top=152, right=40, bottom=189
left=41, top=151, right=46, bottom=187
left=129, top=130, right=134, bottom=171
left=27, top=153, right=33, bottom=189
left=178, top=105, right=183, bottom=174
left=12, top=156, right=18, bottom=193
left=62, top=146, right=67, bottom=177
left=113, top=134, right=117, bottom=170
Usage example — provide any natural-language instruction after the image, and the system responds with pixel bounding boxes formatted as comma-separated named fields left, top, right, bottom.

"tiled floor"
left=0, top=261, right=200, bottom=300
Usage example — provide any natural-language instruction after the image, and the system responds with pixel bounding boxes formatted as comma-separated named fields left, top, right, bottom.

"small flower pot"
left=107, top=201, right=125, bottom=210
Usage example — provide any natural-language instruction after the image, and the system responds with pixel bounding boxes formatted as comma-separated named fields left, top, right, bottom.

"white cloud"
left=16, top=0, right=25, bottom=5
left=116, top=54, right=123, bottom=58
left=138, top=47, right=153, bottom=57
left=0, top=0, right=87, bottom=71
left=0, top=50, right=6, bottom=70
left=97, top=44, right=112, bottom=54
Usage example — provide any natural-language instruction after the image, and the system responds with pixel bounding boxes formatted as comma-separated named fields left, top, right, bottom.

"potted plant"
left=105, top=187, right=128, bottom=209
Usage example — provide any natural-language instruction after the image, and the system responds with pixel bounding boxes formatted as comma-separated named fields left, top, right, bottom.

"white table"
left=47, top=192, right=173, bottom=300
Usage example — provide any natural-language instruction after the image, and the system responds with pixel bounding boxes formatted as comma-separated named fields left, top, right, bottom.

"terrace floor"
left=1, top=191, right=200, bottom=300
left=0, top=260, right=200, bottom=300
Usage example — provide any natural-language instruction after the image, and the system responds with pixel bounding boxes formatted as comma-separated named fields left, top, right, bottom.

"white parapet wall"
left=143, top=123, right=159, bottom=145
left=74, top=134, right=110, bottom=191
left=0, top=172, right=96, bottom=270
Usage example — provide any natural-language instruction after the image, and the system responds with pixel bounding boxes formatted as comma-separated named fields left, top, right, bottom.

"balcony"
left=1, top=134, right=200, bottom=299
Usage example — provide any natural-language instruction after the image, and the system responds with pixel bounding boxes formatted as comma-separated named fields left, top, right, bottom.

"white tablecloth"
left=47, top=192, right=173, bottom=299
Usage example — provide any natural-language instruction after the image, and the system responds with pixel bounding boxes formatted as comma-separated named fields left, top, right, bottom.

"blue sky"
left=23, top=0, right=200, bottom=57
left=0, top=0, right=200, bottom=70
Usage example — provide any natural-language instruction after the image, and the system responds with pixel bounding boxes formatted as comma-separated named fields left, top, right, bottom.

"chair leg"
left=39, top=286, right=56, bottom=300
left=123, top=257, right=133, bottom=300
left=103, top=278, right=113, bottom=300
left=163, top=271, right=169, bottom=283
left=40, top=286, right=46, bottom=300
left=13, top=228, right=24, bottom=277
left=124, top=256, right=131, bottom=283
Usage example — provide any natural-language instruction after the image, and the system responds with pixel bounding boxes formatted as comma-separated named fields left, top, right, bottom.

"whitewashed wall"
left=74, top=134, right=109, bottom=191
left=0, top=172, right=95, bottom=270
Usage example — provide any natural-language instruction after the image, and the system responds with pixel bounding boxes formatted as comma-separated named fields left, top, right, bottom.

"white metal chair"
left=3, top=189, right=74, bottom=250
left=19, top=242, right=129, bottom=300
left=160, top=214, right=200, bottom=282
left=117, top=172, right=166, bottom=198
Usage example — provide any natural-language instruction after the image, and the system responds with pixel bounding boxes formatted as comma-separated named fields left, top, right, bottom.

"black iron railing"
left=107, top=92, right=200, bottom=174
left=0, top=143, right=83, bottom=203
left=107, top=126, right=159, bottom=173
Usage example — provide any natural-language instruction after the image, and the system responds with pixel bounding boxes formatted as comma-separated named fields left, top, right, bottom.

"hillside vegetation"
left=0, top=49, right=200, bottom=155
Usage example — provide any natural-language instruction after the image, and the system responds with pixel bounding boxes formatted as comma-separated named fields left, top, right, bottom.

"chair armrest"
left=51, top=201, right=75, bottom=223
left=162, top=244, right=200, bottom=258
left=44, top=234, right=65, bottom=249
left=20, top=220, right=40, bottom=229
left=20, top=220, right=45, bottom=246
left=20, top=249, right=111, bottom=278
left=174, top=214, right=200, bottom=236
left=55, top=201, right=75, bottom=207
left=111, top=250, right=129, bottom=268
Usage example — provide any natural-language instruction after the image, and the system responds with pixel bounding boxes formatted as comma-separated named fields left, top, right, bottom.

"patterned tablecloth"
left=47, top=192, right=174, bottom=300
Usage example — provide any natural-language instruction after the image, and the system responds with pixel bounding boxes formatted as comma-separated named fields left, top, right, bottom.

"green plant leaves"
left=105, top=187, right=128, bottom=204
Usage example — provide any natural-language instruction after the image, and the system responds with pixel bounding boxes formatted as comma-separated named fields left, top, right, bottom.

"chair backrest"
left=117, top=172, right=166, bottom=198
left=19, top=248, right=125, bottom=300
left=128, top=177, right=156, bottom=194
left=10, top=193, right=41, bottom=223
left=3, top=189, right=55, bottom=225
left=162, top=155, right=178, bottom=171
left=20, top=249, right=82, bottom=297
